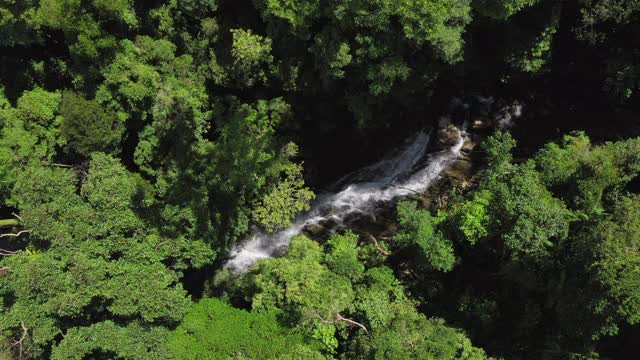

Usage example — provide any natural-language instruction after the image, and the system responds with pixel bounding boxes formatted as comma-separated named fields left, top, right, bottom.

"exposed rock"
left=472, top=118, right=492, bottom=130
left=438, top=116, right=452, bottom=128
left=417, top=175, right=454, bottom=210
left=471, top=95, right=494, bottom=116
left=434, top=125, right=461, bottom=150
left=462, top=134, right=481, bottom=153
left=494, top=101, right=523, bottom=129
left=302, top=223, right=326, bottom=238
left=445, top=158, right=474, bottom=183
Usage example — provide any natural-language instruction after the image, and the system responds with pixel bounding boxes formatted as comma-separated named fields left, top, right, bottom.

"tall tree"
left=0, top=155, right=213, bottom=358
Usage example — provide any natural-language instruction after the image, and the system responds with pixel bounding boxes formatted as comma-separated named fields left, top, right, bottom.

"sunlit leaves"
left=168, top=298, right=322, bottom=359
left=0, top=155, right=213, bottom=357
left=456, top=190, right=491, bottom=244
left=0, top=88, right=63, bottom=204
left=249, top=236, right=355, bottom=326
left=396, top=200, right=456, bottom=271
left=230, top=28, right=275, bottom=87
left=52, top=321, right=168, bottom=360
left=96, top=40, right=161, bottom=121
left=473, top=0, right=540, bottom=19
left=253, top=160, right=315, bottom=232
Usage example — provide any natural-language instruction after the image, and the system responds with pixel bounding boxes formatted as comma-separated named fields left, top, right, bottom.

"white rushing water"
left=225, top=128, right=466, bottom=273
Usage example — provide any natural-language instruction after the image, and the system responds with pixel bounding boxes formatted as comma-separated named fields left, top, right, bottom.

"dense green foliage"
left=396, top=200, right=456, bottom=271
left=230, top=233, right=488, bottom=358
left=0, top=0, right=639, bottom=358
left=168, top=298, right=323, bottom=359
left=424, top=132, right=640, bottom=357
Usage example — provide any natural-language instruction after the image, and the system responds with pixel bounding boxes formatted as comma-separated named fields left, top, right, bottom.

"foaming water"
left=225, top=129, right=465, bottom=273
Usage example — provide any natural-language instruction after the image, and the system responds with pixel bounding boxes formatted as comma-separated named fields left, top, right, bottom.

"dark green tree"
left=59, top=92, right=123, bottom=156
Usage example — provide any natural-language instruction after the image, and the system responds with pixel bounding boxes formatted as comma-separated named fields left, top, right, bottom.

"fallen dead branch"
left=351, top=229, right=391, bottom=256
left=0, top=230, right=30, bottom=239
left=11, top=322, right=28, bottom=360
left=336, top=313, right=369, bottom=334
left=0, top=249, right=18, bottom=256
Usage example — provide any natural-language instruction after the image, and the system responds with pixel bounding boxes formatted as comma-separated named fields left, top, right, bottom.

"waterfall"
left=225, top=128, right=466, bottom=273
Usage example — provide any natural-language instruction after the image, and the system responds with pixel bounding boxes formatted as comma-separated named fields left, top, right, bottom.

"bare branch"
left=351, top=229, right=390, bottom=256
left=11, top=322, right=28, bottom=360
left=154, top=241, right=168, bottom=251
left=42, top=161, right=73, bottom=168
left=11, top=213, right=22, bottom=221
left=365, top=233, right=391, bottom=256
left=336, top=313, right=369, bottom=334
left=436, top=193, right=449, bottom=209
left=313, top=314, right=332, bottom=324
left=0, top=249, right=18, bottom=256
left=0, top=230, right=30, bottom=239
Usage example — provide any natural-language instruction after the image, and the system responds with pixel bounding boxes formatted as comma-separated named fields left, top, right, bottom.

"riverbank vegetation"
left=0, top=0, right=639, bottom=358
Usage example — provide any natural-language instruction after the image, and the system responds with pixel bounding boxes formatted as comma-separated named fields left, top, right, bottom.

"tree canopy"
left=0, top=0, right=639, bottom=358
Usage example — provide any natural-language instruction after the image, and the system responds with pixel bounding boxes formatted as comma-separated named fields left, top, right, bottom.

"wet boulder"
left=445, top=158, right=475, bottom=187
left=472, top=118, right=492, bottom=130
left=303, top=222, right=326, bottom=238
left=434, top=125, right=461, bottom=150
left=462, top=134, right=481, bottom=153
